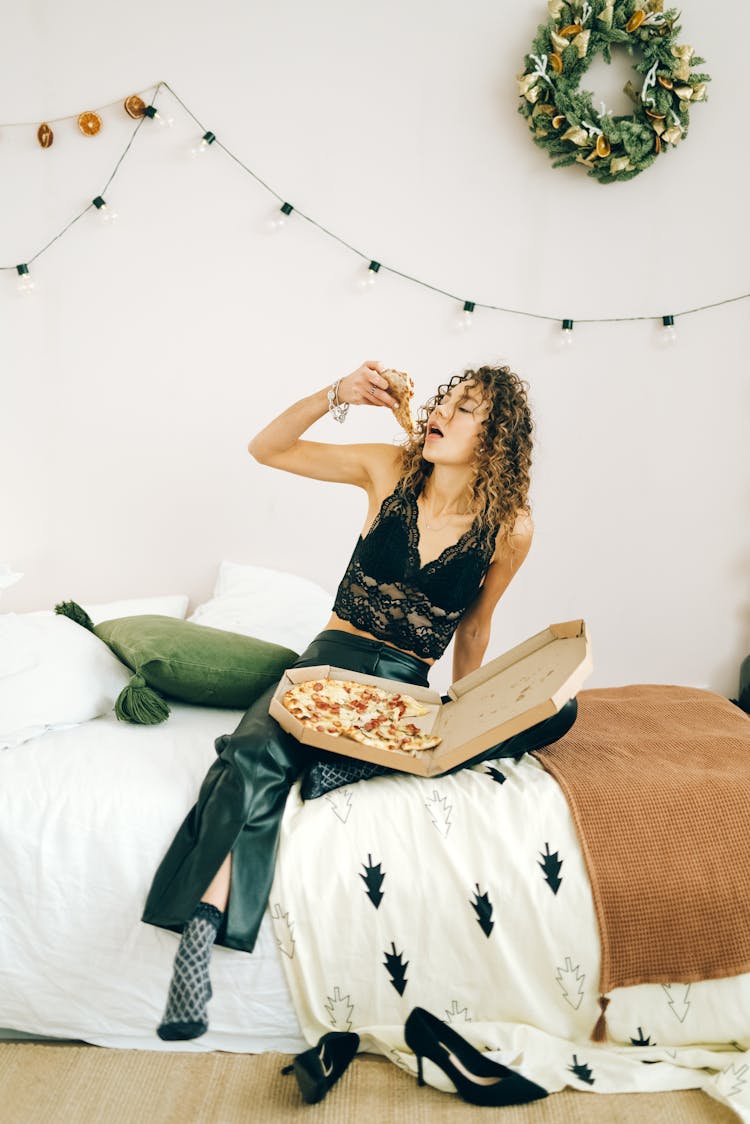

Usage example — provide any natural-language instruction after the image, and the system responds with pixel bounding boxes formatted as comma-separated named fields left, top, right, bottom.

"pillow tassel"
left=116, top=674, right=170, bottom=725
left=54, top=600, right=95, bottom=632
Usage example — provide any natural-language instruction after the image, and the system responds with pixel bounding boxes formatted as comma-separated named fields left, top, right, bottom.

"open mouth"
left=426, top=424, right=443, bottom=438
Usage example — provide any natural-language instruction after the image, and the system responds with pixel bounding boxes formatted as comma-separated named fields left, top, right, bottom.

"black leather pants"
left=141, top=629, right=577, bottom=953
left=141, top=630, right=432, bottom=952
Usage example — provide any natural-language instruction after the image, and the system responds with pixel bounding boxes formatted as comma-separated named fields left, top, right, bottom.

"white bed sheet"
left=0, top=704, right=305, bottom=1054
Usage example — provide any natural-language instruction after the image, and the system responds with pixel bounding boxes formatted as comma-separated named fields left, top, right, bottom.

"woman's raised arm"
left=248, top=360, right=400, bottom=488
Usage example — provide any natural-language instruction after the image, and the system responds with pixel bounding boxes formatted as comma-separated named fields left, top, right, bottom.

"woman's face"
left=422, top=379, right=490, bottom=466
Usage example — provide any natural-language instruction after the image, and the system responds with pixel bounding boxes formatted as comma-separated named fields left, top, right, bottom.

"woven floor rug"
left=0, top=1044, right=737, bottom=1124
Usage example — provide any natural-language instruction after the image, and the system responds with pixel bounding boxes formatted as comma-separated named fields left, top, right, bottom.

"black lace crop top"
left=332, top=479, right=497, bottom=661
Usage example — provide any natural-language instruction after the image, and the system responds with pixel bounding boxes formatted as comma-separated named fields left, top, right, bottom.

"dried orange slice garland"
left=77, top=111, right=103, bottom=137
left=517, top=0, right=709, bottom=182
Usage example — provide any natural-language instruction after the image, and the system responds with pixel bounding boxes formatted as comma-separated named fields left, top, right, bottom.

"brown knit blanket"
left=534, top=684, right=750, bottom=993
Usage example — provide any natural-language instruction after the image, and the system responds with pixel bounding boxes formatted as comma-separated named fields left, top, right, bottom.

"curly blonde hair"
left=397, top=364, right=534, bottom=554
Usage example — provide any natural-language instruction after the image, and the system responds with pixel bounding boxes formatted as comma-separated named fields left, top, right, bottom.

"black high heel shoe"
left=404, top=1007, right=547, bottom=1107
left=281, top=1030, right=360, bottom=1104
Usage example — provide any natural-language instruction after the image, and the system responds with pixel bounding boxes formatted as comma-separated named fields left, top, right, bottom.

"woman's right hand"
left=249, top=358, right=406, bottom=485
left=337, top=361, right=399, bottom=409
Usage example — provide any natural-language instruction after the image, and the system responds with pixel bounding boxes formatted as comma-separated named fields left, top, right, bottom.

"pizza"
left=382, top=368, right=416, bottom=436
left=281, top=677, right=441, bottom=756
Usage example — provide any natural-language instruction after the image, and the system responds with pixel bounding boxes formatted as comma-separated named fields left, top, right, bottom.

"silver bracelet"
left=327, top=379, right=350, bottom=424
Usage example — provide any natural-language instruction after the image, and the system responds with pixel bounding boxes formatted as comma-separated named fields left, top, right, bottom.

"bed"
left=2, top=563, right=749, bottom=1121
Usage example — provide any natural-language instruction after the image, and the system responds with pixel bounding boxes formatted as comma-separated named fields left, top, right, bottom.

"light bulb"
left=143, top=105, right=174, bottom=128
left=356, top=260, right=381, bottom=293
left=266, top=202, right=294, bottom=233
left=658, top=314, right=677, bottom=346
left=189, top=130, right=216, bottom=158
left=454, top=300, right=475, bottom=331
left=554, top=319, right=575, bottom=349
left=92, top=196, right=119, bottom=225
left=16, top=263, right=35, bottom=295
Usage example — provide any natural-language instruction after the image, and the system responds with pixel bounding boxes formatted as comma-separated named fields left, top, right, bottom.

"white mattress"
left=0, top=703, right=305, bottom=1053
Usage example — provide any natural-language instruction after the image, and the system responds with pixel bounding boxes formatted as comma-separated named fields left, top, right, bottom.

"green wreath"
left=517, top=0, right=710, bottom=183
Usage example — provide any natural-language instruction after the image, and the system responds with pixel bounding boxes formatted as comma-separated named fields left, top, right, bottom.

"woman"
left=142, top=358, right=577, bottom=1051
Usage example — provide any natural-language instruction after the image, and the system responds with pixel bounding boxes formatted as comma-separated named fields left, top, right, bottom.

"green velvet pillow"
left=54, top=601, right=298, bottom=725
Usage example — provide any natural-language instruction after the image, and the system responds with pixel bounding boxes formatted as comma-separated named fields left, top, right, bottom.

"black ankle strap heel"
left=404, top=1007, right=547, bottom=1107
left=281, top=1030, right=359, bottom=1104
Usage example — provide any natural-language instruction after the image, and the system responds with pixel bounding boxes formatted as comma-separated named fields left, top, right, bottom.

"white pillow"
left=188, top=561, right=333, bottom=655
left=0, top=613, right=132, bottom=750
left=82, top=594, right=189, bottom=624
left=0, top=563, right=23, bottom=595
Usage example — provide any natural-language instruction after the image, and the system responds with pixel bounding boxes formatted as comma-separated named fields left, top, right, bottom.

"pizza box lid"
left=268, top=619, right=592, bottom=777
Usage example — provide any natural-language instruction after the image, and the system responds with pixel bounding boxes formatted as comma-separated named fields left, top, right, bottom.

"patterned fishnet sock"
left=157, top=902, right=223, bottom=1041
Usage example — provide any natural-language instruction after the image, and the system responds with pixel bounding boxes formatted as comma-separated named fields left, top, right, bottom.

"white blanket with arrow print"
left=270, top=755, right=750, bottom=1121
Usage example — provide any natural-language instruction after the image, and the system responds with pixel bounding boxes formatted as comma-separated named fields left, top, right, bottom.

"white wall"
left=1, top=0, right=748, bottom=697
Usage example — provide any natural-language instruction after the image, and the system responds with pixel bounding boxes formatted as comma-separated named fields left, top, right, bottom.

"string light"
left=356, top=260, right=381, bottom=292
left=659, top=314, right=677, bottom=345
left=16, top=264, right=35, bottom=295
left=455, top=300, right=475, bottom=331
left=267, top=201, right=294, bottom=233
left=189, top=130, right=216, bottom=158
left=142, top=104, right=174, bottom=128
left=92, top=195, right=119, bottom=225
left=555, top=318, right=575, bottom=349
left=1, top=79, right=749, bottom=335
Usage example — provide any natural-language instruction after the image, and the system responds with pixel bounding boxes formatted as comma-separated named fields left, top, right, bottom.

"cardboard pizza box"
left=269, top=619, right=592, bottom=777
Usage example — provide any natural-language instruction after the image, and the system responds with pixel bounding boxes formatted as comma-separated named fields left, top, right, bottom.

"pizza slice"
left=282, top=682, right=346, bottom=729
left=344, top=720, right=441, bottom=756
left=398, top=726, right=442, bottom=753
left=346, top=681, right=429, bottom=718
left=384, top=690, right=430, bottom=719
left=382, top=368, right=416, bottom=436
